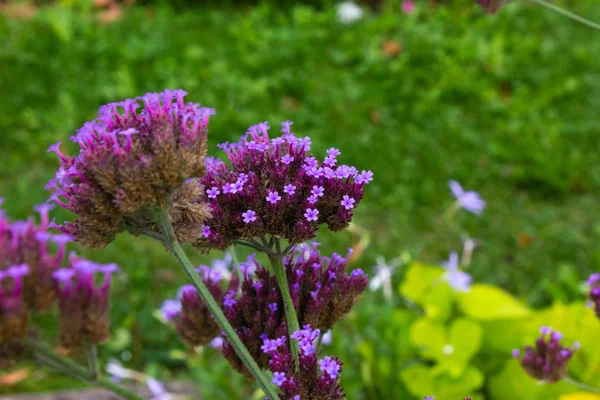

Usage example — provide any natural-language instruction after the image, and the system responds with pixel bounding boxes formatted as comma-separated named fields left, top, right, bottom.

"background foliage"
left=0, top=0, right=599, bottom=398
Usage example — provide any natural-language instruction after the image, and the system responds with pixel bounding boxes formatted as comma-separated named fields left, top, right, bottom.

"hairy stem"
left=156, top=212, right=278, bottom=400
left=564, top=375, right=600, bottom=394
left=26, top=339, right=145, bottom=400
left=530, top=0, right=600, bottom=31
left=269, top=239, right=301, bottom=369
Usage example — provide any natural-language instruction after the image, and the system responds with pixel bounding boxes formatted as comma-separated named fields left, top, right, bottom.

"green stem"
left=268, top=240, right=300, bottom=369
left=156, top=212, right=278, bottom=400
left=564, top=375, right=600, bottom=394
left=443, top=200, right=462, bottom=222
left=529, top=0, right=600, bottom=31
left=229, top=246, right=244, bottom=282
left=315, top=331, right=324, bottom=354
left=26, top=339, right=145, bottom=400
left=85, top=343, right=99, bottom=380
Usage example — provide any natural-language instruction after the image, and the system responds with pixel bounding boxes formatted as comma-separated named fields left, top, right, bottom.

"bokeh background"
left=1, top=0, right=599, bottom=399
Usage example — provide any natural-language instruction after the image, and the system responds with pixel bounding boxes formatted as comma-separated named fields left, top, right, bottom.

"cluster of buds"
left=52, top=255, right=119, bottom=349
left=162, top=245, right=367, bottom=377
left=47, top=89, right=213, bottom=248
left=0, top=203, right=66, bottom=312
left=0, top=264, right=30, bottom=368
left=196, top=121, right=373, bottom=251
left=587, top=273, right=600, bottom=319
left=161, top=265, right=234, bottom=347
left=222, top=245, right=367, bottom=376
left=262, top=325, right=344, bottom=399
left=512, top=326, right=579, bottom=383
left=477, top=0, right=505, bottom=14
left=0, top=201, right=118, bottom=361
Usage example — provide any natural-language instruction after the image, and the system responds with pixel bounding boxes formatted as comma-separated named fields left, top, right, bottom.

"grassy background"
left=0, top=0, right=599, bottom=397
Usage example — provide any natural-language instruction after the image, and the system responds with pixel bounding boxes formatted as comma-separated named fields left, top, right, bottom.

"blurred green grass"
left=0, top=0, right=599, bottom=396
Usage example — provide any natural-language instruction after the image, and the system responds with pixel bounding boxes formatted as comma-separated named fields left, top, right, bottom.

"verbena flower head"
left=220, top=245, right=367, bottom=375
left=0, top=264, right=30, bottom=343
left=46, top=89, right=213, bottom=248
left=163, top=245, right=367, bottom=376
left=0, top=264, right=30, bottom=368
left=0, top=204, right=67, bottom=312
left=161, top=265, right=232, bottom=347
left=262, top=325, right=344, bottom=399
left=586, top=273, right=600, bottom=319
left=53, top=256, right=119, bottom=349
left=197, top=122, right=373, bottom=251
left=477, top=0, right=505, bottom=14
left=513, top=327, right=579, bottom=383
left=449, top=180, right=485, bottom=215
left=441, top=251, right=472, bottom=292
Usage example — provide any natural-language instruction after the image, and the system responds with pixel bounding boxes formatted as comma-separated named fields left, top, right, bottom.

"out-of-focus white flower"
left=369, top=256, right=402, bottom=300
left=211, top=336, right=224, bottom=349
left=460, top=235, right=480, bottom=267
left=321, top=330, right=333, bottom=346
left=106, top=360, right=174, bottom=400
left=336, top=2, right=364, bottom=24
left=442, top=344, right=455, bottom=355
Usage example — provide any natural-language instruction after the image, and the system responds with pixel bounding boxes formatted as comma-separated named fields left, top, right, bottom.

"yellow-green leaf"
left=458, top=284, right=531, bottom=320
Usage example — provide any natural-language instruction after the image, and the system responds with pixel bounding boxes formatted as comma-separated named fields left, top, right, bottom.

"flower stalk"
left=268, top=239, right=301, bottom=368
left=530, top=0, right=600, bottom=31
left=27, top=339, right=145, bottom=400
left=155, top=211, right=278, bottom=400
left=564, top=376, right=600, bottom=394
left=85, top=343, right=99, bottom=380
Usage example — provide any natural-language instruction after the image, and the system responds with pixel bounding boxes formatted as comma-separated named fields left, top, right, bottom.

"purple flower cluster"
left=196, top=121, right=373, bottom=251
left=220, top=245, right=367, bottom=375
left=0, top=263, right=30, bottom=369
left=262, top=326, right=344, bottom=399
left=47, top=89, right=213, bottom=248
left=586, top=273, right=600, bottom=319
left=162, top=245, right=367, bottom=377
left=0, top=203, right=66, bottom=312
left=160, top=266, right=232, bottom=347
left=0, top=202, right=117, bottom=359
left=53, top=254, right=119, bottom=349
left=512, top=326, right=579, bottom=383
left=0, top=264, right=30, bottom=347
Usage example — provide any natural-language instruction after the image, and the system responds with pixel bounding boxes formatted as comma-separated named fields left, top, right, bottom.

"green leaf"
left=489, top=360, right=579, bottom=400
left=409, top=318, right=446, bottom=361
left=443, top=319, right=483, bottom=377
left=400, top=365, right=484, bottom=398
left=458, top=284, right=532, bottom=320
left=400, top=262, right=454, bottom=320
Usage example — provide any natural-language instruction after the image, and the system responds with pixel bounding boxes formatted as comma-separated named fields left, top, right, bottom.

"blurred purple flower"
left=449, top=180, right=485, bottom=215
left=442, top=252, right=472, bottom=292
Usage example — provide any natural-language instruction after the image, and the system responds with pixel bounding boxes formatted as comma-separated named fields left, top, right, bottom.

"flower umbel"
left=46, top=89, right=213, bottom=248
left=53, top=256, right=119, bottom=349
left=513, top=327, right=579, bottom=383
left=197, top=121, right=372, bottom=251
